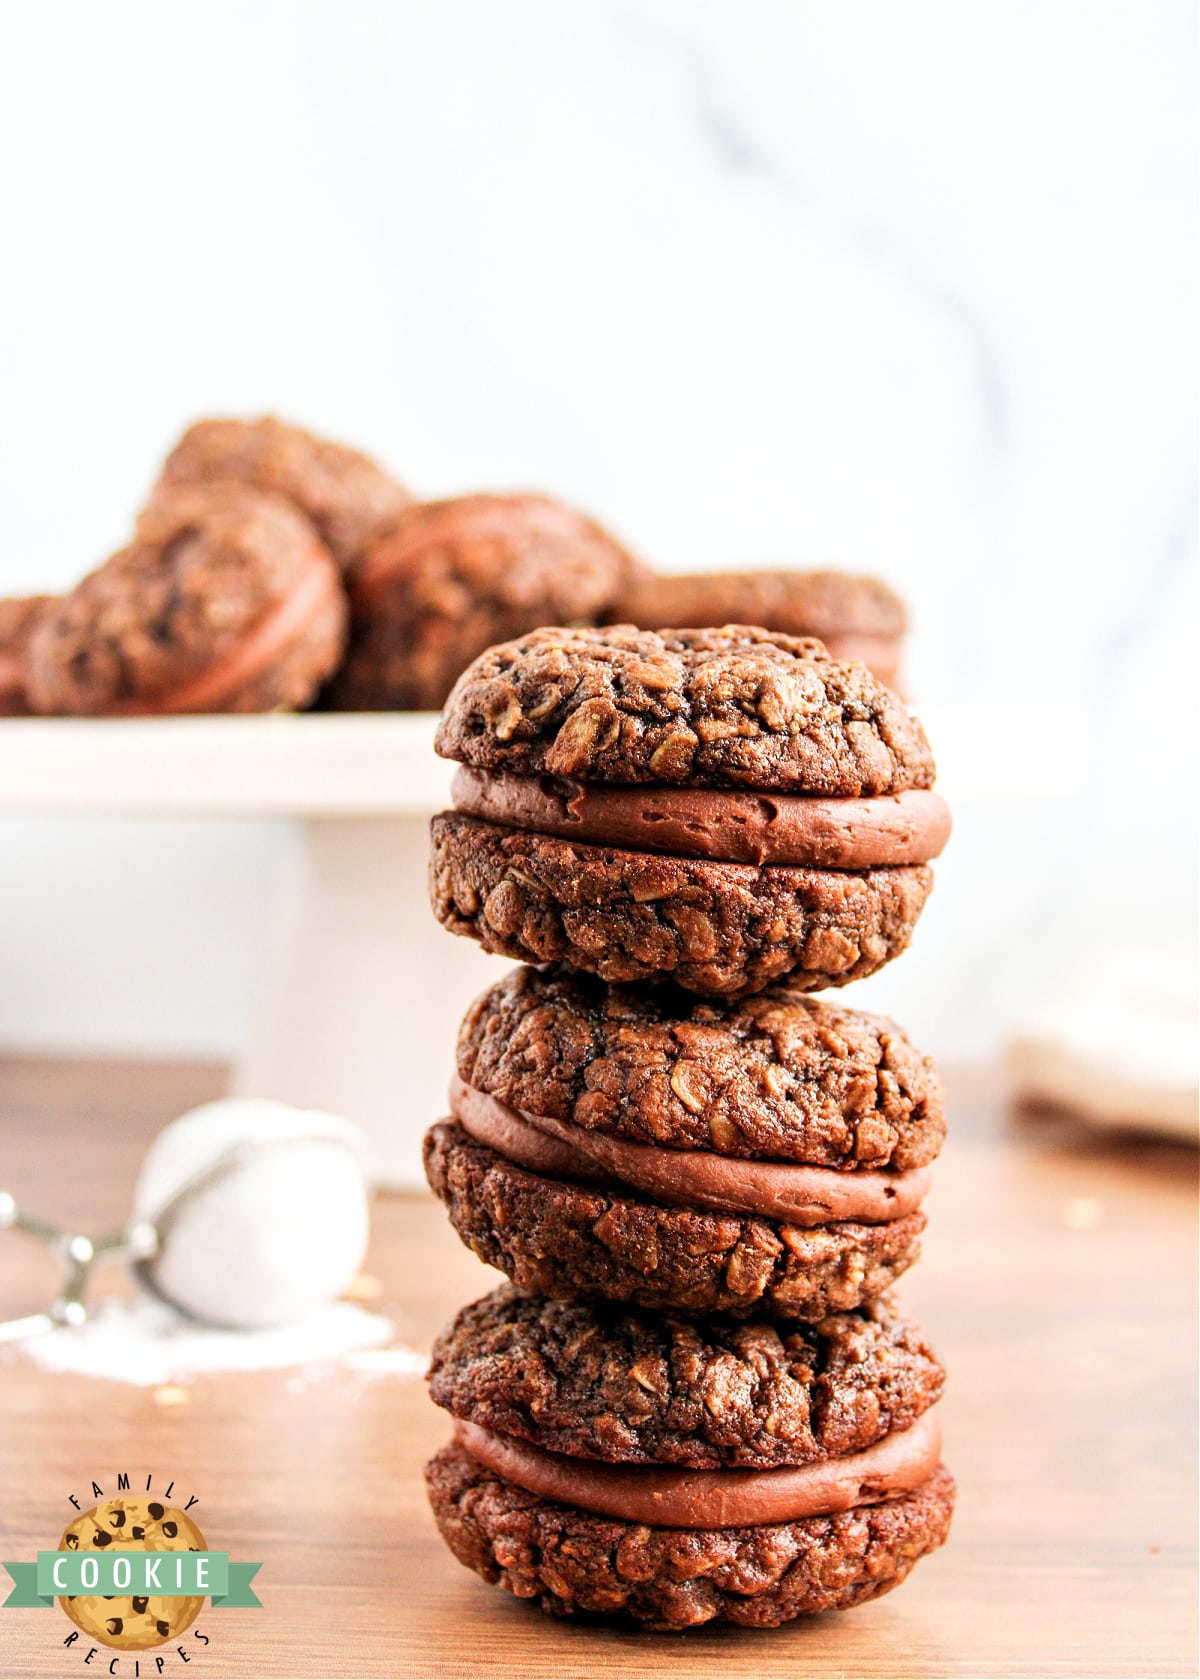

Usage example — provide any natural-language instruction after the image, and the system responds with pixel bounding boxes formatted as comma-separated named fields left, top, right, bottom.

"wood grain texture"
left=0, top=1056, right=1194, bottom=1679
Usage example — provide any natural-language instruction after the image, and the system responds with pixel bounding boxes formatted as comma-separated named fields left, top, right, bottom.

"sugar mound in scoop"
left=133, top=1098, right=371, bottom=1329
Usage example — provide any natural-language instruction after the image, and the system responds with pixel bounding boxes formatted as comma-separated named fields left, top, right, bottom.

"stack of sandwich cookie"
left=422, top=622, right=955, bottom=1628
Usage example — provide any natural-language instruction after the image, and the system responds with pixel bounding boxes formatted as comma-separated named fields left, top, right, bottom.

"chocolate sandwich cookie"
left=0, top=595, right=55, bottom=714
left=425, top=1286, right=953, bottom=1627
left=610, top=569, right=907, bottom=690
left=457, top=966, right=944, bottom=1169
left=150, top=414, right=411, bottom=572
left=425, top=970, right=941, bottom=1319
left=325, top=493, right=642, bottom=711
left=431, top=625, right=948, bottom=995
left=26, top=485, right=347, bottom=715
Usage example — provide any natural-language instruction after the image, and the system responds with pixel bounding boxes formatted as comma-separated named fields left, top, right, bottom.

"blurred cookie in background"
left=326, top=492, right=644, bottom=712
left=149, top=414, right=411, bottom=574
left=0, top=594, right=56, bottom=714
left=26, top=483, right=347, bottom=715
left=609, top=568, right=907, bottom=691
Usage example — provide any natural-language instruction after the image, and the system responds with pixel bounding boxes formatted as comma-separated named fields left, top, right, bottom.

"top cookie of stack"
left=431, top=624, right=950, bottom=997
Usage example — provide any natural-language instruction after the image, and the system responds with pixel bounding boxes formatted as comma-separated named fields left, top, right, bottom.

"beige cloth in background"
left=1007, top=945, right=1198, bottom=1142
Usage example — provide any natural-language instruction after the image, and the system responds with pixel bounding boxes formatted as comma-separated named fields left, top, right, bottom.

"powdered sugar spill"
left=342, top=1346, right=428, bottom=1377
left=7, top=1294, right=406, bottom=1387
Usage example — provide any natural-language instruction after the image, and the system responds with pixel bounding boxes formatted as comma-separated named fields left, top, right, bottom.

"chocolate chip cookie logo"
left=3, top=1475, right=261, bottom=1671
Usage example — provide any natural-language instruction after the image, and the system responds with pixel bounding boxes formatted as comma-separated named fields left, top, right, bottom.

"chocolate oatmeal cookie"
left=426, top=1444, right=954, bottom=1628
left=0, top=594, right=55, bottom=714
left=26, top=484, right=347, bottom=714
left=608, top=569, right=906, bottom=689
left=150, top=414, right=410, bottom=572
left=435, top=624, right=931, bottom=795
left=456, top=966, right=944, bottom=1168
left=424, top=1285, right=952, bottom=1628
left=424, top=1122, right=925, bottom=1321
left=429, top=1286, right=944, bottom=1469
left=326, top=494, right=643, bottom=712
left=430, top=814, right=933, bottom=995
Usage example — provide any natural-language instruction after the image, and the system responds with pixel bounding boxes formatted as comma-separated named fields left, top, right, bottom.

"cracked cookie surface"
left=435, top=624, right=933, bottom=794
left=456, top=966, right=944, bottom=1167
left=429, top=1285, right=944, bottom=1469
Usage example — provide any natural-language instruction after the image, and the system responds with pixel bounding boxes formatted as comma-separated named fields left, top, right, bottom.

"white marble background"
left=0, top=0, right=1194, bottom=1063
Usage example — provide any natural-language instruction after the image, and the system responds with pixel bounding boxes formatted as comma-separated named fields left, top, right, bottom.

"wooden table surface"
left=0, top=1056, right=1194, bottom=1680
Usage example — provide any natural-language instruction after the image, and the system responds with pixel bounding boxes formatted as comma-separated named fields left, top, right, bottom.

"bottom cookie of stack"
left=424, top=1287, right=955, bottom=1629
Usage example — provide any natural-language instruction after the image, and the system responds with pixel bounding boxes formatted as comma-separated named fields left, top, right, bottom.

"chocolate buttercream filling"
left=454, top=1410, right=943, bottom=1528
left=449, top=1076, right=931, bottom=1225
left=109, top=551, right=336, bottom=716
left=451, top=765, right=950, bottom=868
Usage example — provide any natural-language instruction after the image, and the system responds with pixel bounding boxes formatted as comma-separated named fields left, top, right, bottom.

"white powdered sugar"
left=341, top=1345, right=429, bottom=1377
left=6, top=1294, right=405, bottom=1387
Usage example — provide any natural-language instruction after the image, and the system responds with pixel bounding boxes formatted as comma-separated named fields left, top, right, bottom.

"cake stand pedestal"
left=0, top=715, right=497, bottom=1185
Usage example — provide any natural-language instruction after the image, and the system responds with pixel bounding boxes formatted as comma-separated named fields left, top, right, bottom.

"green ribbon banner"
left=3, top=1553, right=261, bottom=1609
